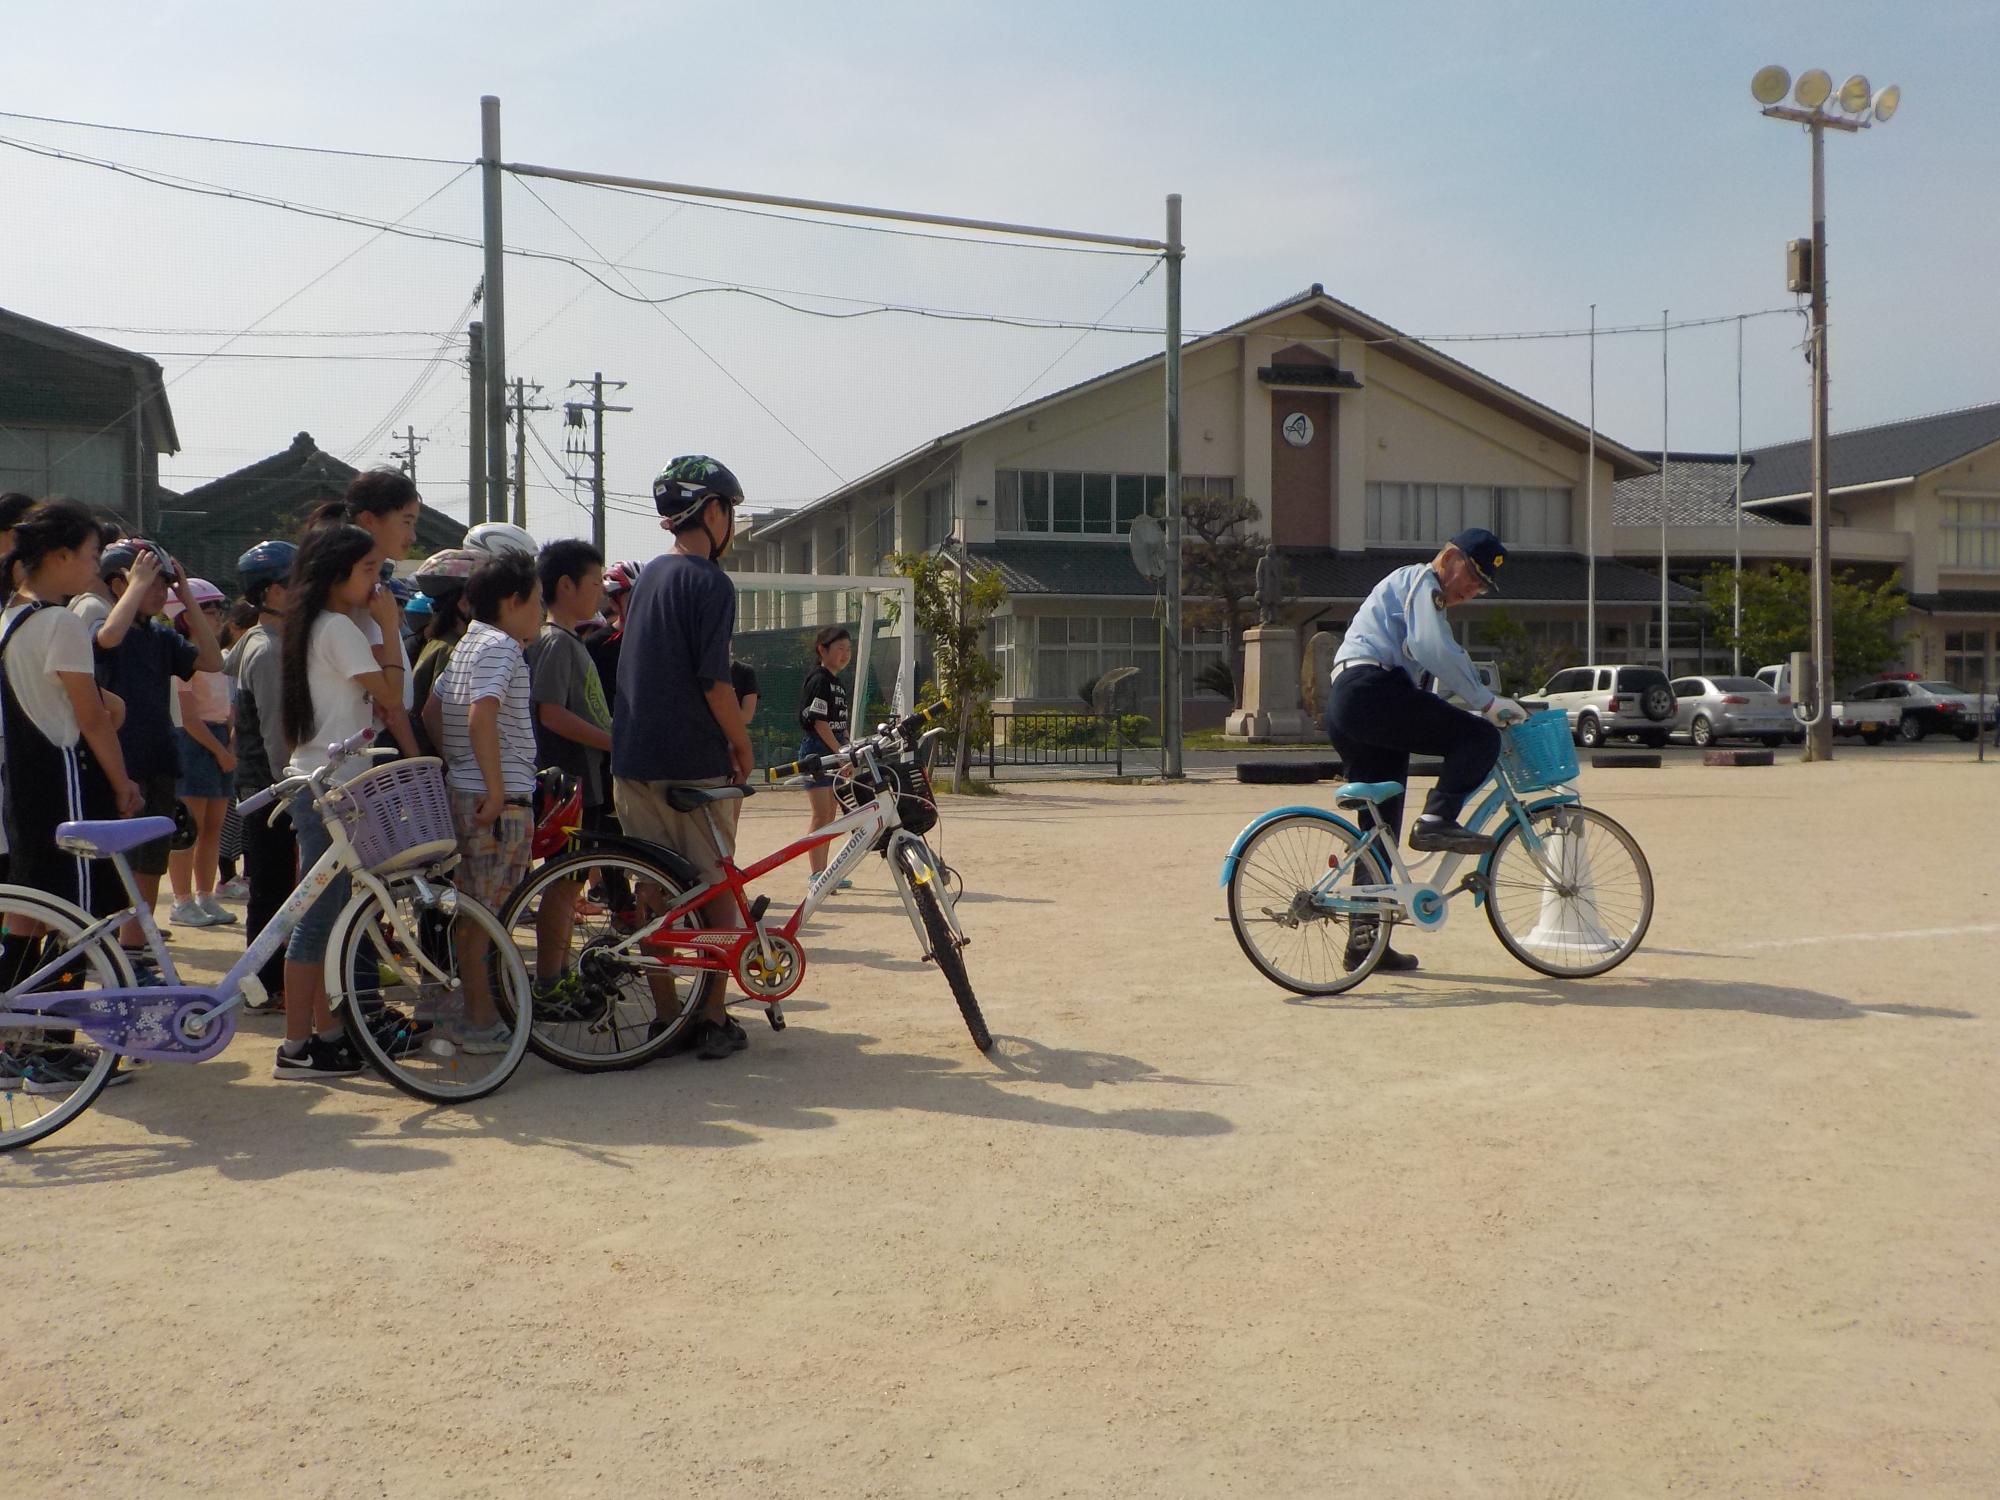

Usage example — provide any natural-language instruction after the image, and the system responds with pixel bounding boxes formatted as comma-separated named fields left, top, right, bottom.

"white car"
left=1535, top=664, right=1678, bottom=749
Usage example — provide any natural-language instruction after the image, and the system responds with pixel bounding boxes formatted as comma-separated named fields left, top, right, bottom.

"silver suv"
left=1535, top=664, right=1678, bottom=749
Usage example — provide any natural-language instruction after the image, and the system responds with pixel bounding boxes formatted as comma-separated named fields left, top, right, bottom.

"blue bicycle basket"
left=1498, top=710, right=1579, bottom=792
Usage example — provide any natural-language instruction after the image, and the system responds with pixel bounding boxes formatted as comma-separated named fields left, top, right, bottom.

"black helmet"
left=652, top=455, right=744, bottom=529
left=237, top=539, right=298, bottom=590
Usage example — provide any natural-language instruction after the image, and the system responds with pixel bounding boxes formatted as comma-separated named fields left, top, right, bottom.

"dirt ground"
left=5, top=751, right=1997, bottom=1498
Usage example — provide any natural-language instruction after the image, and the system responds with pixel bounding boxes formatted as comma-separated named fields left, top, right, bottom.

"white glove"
left=1484, top=695, right=1527, bottom=726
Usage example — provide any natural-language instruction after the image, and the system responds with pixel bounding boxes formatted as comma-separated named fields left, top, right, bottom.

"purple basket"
left=324, top=757, right=459, bottom=874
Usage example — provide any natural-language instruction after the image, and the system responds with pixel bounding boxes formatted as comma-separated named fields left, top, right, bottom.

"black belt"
left=504, top=796, right=532, bottom=807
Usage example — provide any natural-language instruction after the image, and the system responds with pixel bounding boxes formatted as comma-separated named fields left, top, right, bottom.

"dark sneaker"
left=1343, top=921, right=1420, bottom=975
left=1406, top=819, right=1495, bottom=856
left=272, top=1036, right=364, bottom=1082
left=14, top=1045, right=132, bottom=1095
left=120, top=951, right=170, bottom=987
left=366, top=1007, right=433, bottom=1056
left=694, top=1017, right=747, bottom=1061
left=533, top=975, right=606, bottom=1024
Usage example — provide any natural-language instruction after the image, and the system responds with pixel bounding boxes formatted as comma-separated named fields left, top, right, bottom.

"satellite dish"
left=1873, top=84, right=1901, bottom=123
left=1128, top=514, right=1168, bottom=581
left=1838, top=74, right=1872, bottom=114
left=1794, top=68, right=1833, bottom=110
left=1750, top=65, right=1791, bottom=106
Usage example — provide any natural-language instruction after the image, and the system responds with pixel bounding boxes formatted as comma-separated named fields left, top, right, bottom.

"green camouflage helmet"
left=652, top=454, right=745, bottom=528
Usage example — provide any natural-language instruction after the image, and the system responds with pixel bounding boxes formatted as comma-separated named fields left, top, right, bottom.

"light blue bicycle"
left=1221, top=711, right=1654, bottom=994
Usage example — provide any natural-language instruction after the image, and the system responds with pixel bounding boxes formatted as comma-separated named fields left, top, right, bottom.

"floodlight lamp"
left=1794, top=68, right=1833, bottom=109
left=1750, top=65, right=1791, bottom=105
left=1873, top=84, right=1901, bottom=123
left=1838, top=74, right=1872, bottom=114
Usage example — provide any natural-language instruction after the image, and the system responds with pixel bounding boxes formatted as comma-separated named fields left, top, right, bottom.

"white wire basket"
left=324, top=757, right=459, bottom=874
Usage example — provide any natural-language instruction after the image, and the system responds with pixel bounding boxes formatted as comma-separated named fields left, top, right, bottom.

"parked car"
left=1535, top=664, right=1677, bottom=748
left=1668, top=676, right=1803, bottom=747
left=1847, top=675, right=1997, bottom=742
left=1755, top=662, right=1901, bottom=742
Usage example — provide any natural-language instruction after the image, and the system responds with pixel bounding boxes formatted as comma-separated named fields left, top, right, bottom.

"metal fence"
left=982, top=711, right=1124, bottom=777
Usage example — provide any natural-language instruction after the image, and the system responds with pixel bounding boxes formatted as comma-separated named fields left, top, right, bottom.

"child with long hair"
left=798, top=625, right=854, bottom=888
left=271, top=524, right=416, bottom=1081
left=309, top=468, right=424, bottom=720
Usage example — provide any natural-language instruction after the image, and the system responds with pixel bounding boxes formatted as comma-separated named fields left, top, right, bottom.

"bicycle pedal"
left=766, top=1001, right=786, bottom=1031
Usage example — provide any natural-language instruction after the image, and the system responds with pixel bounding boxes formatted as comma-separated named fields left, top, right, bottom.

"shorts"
left=614, top=775, right=738, bottom=889
left=796, top=734, right=839, bottom=789
left=285, top=795, right=348, bottom=966
left=448, top=792, right=531, bottom=909
left=128, top=771, right=180, bottom=877
left=175, top=723, right=233, bottom=799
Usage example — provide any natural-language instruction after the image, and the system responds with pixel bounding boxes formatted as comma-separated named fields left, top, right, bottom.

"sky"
left=4, top=0, right=1993, bottom=559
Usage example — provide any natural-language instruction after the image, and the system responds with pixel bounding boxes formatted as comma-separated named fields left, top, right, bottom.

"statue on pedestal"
left=1253, top=543, right=1283, bottom=627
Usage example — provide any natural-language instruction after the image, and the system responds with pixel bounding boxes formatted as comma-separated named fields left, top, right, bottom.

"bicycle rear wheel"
left=896, top=843, right=990, bottom=1051
left=1225, top=813, right=1391, bottom=996
left=0, top=888, right=133, bottom=1151
left=331, top=877, right=533, bottom=1103
left=499, top=849, right=724, bottom=1072
left=1484, top=804, right=1653, bottom=978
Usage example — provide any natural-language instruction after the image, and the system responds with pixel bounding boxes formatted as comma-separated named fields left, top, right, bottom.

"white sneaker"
left=216, top=876, right=251, bottom=901
left=444, top=1020, right=512, bottom=1056
left=169, top=899, right=219, bottom=928
left=197, top=894, right=239, bottom=925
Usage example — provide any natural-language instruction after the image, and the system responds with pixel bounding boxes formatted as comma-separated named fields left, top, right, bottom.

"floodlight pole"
left=1585, top=304, right=1596, bottom=661
left=1162, top=193, right=1185, bottom=779
left=1660, top=310, right=1671, bottom=674
left=1733, top=314, right=1744, bottom=674
left=479, top=97, right=509, bottom=524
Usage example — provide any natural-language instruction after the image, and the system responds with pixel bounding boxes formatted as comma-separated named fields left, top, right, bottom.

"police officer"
left=1326, top=528, right=1524, bottom=971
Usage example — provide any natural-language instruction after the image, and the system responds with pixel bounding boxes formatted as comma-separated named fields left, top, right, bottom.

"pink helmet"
left=165, top=577, right=227, bottom=619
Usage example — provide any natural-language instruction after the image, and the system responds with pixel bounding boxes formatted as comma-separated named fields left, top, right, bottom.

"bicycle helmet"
left=165, top=577, right=226, bottom=619
left=236, top=539, right=298, bottom=589
left=463, top=521, right=538, bottom=557
left=100, top=536, right=176, bottom=582
left=413, top=547, right=478, bottom=591
left=405, top=592, right=435, bottom=619
left=652, top=455, right=744, bottom=529
left=385, top=575, right=416, bottom=604
left=602, top=558, right=642, bottom=597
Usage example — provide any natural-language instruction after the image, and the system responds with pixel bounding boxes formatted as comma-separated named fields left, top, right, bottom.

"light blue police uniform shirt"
left=1333, top=564, right=1494, bottom=710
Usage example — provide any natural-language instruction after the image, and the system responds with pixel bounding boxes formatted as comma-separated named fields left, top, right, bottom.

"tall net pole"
left=479, top=97, right=509, bottom=523
left=1586, top=303, right=1596, bottom=661
left=1162, top=194, right=1184, bottom=778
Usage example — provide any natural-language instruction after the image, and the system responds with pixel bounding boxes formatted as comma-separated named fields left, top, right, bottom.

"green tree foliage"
left=1182, top=494, right=1287, bottom=707
left=887, top=550, right=1009, bottom=782
left=1696, top=564, right=1906, bottom=688
left=1477, top=608, right=1585, bottom=697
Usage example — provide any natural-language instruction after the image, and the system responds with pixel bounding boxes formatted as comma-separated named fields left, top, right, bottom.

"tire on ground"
left=1236, top=761, right=1322, bottom=785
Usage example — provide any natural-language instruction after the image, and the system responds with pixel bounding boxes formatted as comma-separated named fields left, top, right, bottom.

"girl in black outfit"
left=797, top=625, right=853, bottom=886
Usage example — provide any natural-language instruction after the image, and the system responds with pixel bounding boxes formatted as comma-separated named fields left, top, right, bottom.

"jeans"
left=284, top=797, right=349, bottom=965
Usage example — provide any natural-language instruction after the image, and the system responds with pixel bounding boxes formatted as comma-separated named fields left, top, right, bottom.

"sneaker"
left=1406, top=818, right=1495, bottom=856
left=694, top=1016, right=748, bottom=1061
left=443, top=1019, right=513, bottom=1056
left=197, top=894, right=239, bottom=925
left=272, top=1036, right=363, bottom=1081
left=169, top=899, right=220, bottom=929
left=835, top=878, right=855, bottom=891
left=533, top=974, right=606, bottom=1024
left=121, top=951, right=169, bottom=988
left=216, top=876, right=251, bottom=901
left=15, top=1045, right=132, bottom=1095
left=366, top=1006, right=434, bottom=1056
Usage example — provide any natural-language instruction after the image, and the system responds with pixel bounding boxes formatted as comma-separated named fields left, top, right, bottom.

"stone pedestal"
left=1224, top=625, right=1314, bottom=742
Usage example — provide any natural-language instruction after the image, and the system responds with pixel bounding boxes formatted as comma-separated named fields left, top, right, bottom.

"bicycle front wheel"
left=1485, top=804, right=1653, bottom=978
left=500, top=849, right=724, bottom=1072
left=0, top=888, right=134, bottom=1151
left=331, top=877, right=533, bottom=1103
left=1226, top=813, right=1392, bottom=996
left=896, top=843, right=990, bottom=1051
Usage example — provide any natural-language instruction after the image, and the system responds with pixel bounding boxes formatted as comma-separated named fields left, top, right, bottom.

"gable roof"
left=0, top=305, right=180, bottom=454
left=750, top=284, right=1656, bottom=544
left=1742, top=400, right=2000, bottom=504
left=1614, top=453, right=1789, bottom=528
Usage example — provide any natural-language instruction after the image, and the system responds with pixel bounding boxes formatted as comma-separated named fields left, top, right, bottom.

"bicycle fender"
left=1469, top=792, right=1582, bottom=908
left=556, top=828, right=702, bottom=890
left=1219, top=805, right=1368, bottom=889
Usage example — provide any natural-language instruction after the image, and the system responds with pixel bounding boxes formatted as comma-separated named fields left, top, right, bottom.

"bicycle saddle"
left=663, top=784, right=755, bottom=814
left=1332, top=781, right=1403, bottom=808
left=55, top=816, right=178, bottom=857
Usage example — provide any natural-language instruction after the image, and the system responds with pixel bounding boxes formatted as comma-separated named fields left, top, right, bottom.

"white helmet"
left=463, top=521, right=538, bottom=558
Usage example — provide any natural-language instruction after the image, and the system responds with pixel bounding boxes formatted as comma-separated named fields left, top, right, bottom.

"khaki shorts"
left=448, top=792, right=532, bottom=908
left=613, top=775, right=739, bottom=888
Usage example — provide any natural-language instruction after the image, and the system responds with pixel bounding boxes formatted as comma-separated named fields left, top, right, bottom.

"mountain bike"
left=1221, top=710, right=1654, bottom=994
left=499, top=702, right=988, bottom=1070
left=0, top=726, right=533, bottom=1149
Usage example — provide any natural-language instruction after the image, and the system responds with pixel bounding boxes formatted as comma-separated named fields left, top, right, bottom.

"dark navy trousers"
left=1323, top=665, right=1500, bottom=840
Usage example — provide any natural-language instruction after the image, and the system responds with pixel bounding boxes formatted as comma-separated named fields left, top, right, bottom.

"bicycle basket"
left=1498, top=710, right=1580, bottom=793
left=323, top=756, right=460, bottom=874
left=834, top=756, right=939, bottom=839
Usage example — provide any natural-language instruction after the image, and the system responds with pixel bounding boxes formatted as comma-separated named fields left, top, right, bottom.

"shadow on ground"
left=1287, top=970, right=1976, bottom=1022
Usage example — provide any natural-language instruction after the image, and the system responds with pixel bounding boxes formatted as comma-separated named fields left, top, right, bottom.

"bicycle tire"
left=1225, top=812, right=1391, bottom=996
left=898, top=844, right=991, bottom=1051
left=1484, top=804, right=1653, bottom=978
left=498, top=849, right=723, bottom=1072
left=331, top=878, right=533, bottom=1103
left=0, top=886, right=135, bottom=1151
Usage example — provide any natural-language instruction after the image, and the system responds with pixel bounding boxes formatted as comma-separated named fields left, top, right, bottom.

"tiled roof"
left=1742, top=400, right=2000, bottom=502
left=1614, top=455, right=1788, bottom=528
left=1909, top=590, right=2000, bottom=615
left=969, top=540, right=1695, bottom=605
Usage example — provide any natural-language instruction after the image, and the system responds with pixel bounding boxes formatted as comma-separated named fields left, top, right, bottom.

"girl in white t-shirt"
left=308, top=467, right=423, bottom=712
left=270, top=524, right=416, bottom=1082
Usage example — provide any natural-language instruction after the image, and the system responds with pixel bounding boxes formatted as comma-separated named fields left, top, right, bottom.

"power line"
left=0, top=108, right=466, bottom=165
left=137, top=350, right=466, bottom=362
left=73, top=325, right=466, bottom=339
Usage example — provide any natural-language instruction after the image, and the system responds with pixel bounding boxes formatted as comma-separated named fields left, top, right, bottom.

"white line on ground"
left=1739, top=922, right=2000, bottom=951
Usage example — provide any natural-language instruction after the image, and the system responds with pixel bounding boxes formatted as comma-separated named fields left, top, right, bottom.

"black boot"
left=1344, top=921, right=1419, bottom=974
left=1407, top=816, right=1495, bottom=855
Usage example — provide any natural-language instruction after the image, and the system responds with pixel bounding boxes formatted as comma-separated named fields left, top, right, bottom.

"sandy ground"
left=5, top=750, right=1998, bottom=1498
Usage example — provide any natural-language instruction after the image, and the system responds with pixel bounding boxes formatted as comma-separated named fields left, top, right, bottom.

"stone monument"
left=1225, top=546, right=1312, bottom=742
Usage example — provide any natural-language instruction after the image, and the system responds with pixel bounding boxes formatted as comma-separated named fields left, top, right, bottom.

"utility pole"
left=479, top=97, right=509, bottom=525
left=389, top=426, right=426, bottom=484
left=506, top=377, right=549, bottom=531
left=1161, top=192, right=1184, bottom=779
left=467, top=317, right=487, bottom=524
left=565, top=372, right=630, bottom=553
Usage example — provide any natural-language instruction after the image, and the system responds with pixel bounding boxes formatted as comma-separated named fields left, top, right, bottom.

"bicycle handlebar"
left=762, top=699, right=949, bottom=784
left=236, top=725, right=383, bottom=818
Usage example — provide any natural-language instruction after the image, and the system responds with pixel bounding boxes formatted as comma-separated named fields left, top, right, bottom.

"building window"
left=863, top=503, right=896, bottom=569
left=998, top=470, right=1217, bottom=538
left=1941, top=498, right=2000, bottom=568
left=827, top=525, right=846, bottom=575
left=918, top=479, right=953, bottom=549
left=1004, top=612, right=1222, bottom=702
left=1945, top=629, right=1991, bottom=690
left=1365, top=482, right=1570, bottom=547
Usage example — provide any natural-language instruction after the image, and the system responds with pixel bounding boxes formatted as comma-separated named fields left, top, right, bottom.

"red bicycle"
left=499, top=703, right=986, bottom=1070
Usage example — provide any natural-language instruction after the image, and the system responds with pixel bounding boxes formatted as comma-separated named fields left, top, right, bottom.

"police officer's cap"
left=1449, top=528, right=1506, bottom=591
